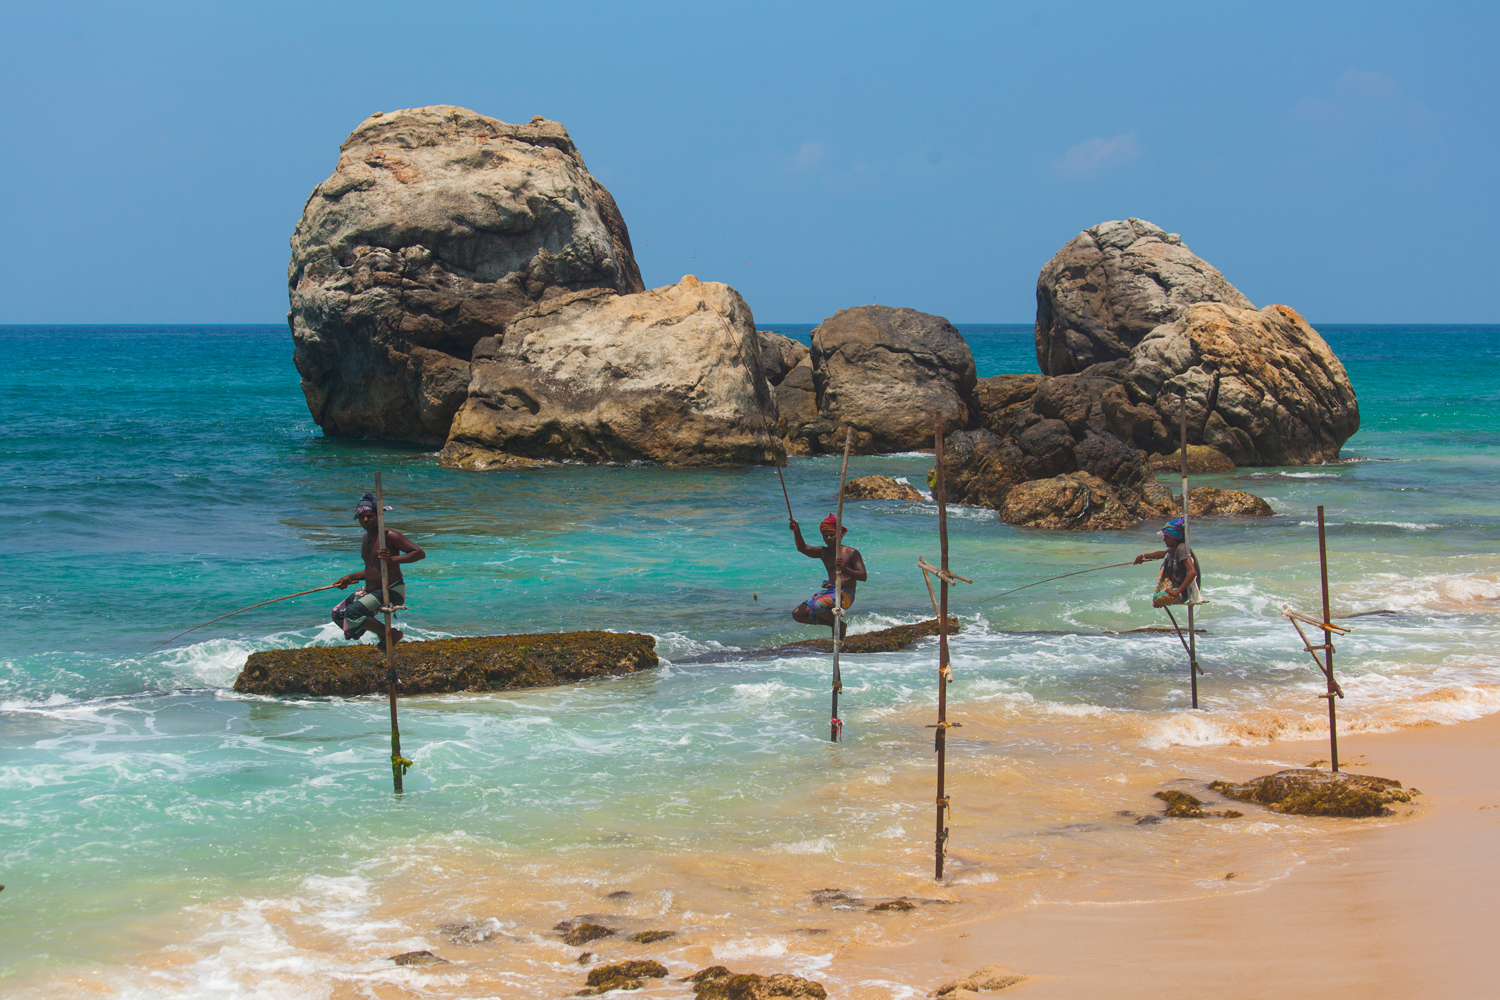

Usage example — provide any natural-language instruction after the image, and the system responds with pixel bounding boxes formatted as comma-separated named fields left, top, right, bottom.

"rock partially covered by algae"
left=555, top=919, right=617, bottom=946
left=1210, top=769, right=1415, bottom=818
left=578, top=960, right=668, bottom=994
left=1154, top=790, right=1206, bottom=818
left=234, top=631, right=657, bottom=697
left=684, top=966, right=828, bottom=999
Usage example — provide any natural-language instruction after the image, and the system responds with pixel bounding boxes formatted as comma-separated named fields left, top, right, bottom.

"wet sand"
left=853, top=713, right=1500, bottom=999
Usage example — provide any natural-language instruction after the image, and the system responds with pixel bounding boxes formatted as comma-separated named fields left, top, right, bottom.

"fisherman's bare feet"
left=379, top=628, right=404, bottom=651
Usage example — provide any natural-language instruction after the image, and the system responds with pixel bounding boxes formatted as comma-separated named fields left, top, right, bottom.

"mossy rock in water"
left=1209, top=769, right=1415, bottom=818
left=579, top=960, right=668, bottom=993
left=1154, top=790, right=1206, bottom=818
left=685, top=966, right=828, bottom=999
left=557, top=920, right=617, bottom=946
left=782, top=618, right=961, bottom=656
left=627, top=929, right=675, bottom=943
left=233, top=631, right=657, bottom=697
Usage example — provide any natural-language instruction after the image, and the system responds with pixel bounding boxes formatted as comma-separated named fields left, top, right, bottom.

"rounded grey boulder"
left=808, top=305, right=976, bottom=453
left=1035, top=218, right=1251, bottom=376
left=289, top=106, right=643, bottom=445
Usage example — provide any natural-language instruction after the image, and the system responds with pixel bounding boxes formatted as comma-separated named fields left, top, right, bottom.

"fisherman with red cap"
left=789, top=513, right=868, bottom=639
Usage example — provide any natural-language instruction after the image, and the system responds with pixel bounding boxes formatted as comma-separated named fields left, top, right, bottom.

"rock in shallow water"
left=685, top=966, right=828, bottom=999
left=1032, top=219, right=1359, bottom=466
left=233, top=631, right=657, bottom=697
left=801, top=305, right=976, bottom=453
left=1178, top=486, right=1275, bottom=517
left=844, top=474, right=924, bottom=501
left=1148, top=444, right=1236, bottom=474
left=440, top=277, right=776, bottom=468
left=289, top=106, right=643, bottom=446
left=1210, top=769, right=1416, bottom=817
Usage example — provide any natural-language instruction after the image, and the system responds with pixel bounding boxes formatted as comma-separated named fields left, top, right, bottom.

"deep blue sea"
left=3, top=323, right=1498, bottom=996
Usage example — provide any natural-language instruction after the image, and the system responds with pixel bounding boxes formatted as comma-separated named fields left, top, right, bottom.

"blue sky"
left=2, top=1, right=1495, bottom=324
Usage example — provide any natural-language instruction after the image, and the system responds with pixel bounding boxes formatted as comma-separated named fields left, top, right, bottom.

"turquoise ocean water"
left=3, top=323, right=1498, bottom=995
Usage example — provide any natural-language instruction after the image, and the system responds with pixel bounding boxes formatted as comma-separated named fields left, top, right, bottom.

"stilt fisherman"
left=1135, top=517, right=1201, bottom=607
left=332, top=493, right=425, bottom=650
left=789, top=513, right=868, bottom=639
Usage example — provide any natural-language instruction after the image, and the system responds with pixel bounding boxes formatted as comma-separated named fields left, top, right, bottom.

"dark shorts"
left=332, top=582, right=406, bottom=639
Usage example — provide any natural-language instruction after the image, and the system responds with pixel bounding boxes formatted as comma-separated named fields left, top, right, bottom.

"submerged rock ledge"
left=234, top=631, right=657, bottom=697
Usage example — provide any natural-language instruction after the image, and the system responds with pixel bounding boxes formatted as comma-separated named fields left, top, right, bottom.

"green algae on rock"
left=685, top=966, right=828, bottom=999
left=1154, top=789, right=1206, bottom=818
left=579, top=960, right=669, bottom=994
left=555, top=919, right=618, bottom=947
left=1210, top=769, right=1416, bottom=818
left=233, top=631, right=657, bottom=697
left=626, top=929, right=676, bottom=944
left=781, top=618, right=962, bottom=656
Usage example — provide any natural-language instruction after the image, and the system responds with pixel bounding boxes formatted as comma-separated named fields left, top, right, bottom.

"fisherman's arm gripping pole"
left=834, top=428, right=858, bottom=743
left=375, top=473, right=407, bottom=794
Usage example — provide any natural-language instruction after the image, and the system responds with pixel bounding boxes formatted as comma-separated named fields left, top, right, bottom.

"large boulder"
left=802, top=305, right=976, bottom=453
left=1032, top=219, right=1359, bottom=465
left=439, top=277, right=776, bottom=468
left=289, top=106, right=644, bottom=445
left=1035, top=218, right=1251, bottom=376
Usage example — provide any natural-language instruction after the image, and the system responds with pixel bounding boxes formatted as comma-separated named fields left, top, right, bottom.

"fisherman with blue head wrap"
left=1134, top=517, right=1201, bottom=607
left=330, top=493, right=425, bottom=649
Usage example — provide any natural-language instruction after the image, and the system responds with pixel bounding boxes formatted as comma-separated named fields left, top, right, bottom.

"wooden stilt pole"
left=1317, top=505, right=1339, bottom=772
left=1179, top=393, right=1201, bottom=709
left=830, top=428, right=853, bottom=742
left=934, top=422, right=952, bottom=880
left=374, top=472, right=404, bottom=794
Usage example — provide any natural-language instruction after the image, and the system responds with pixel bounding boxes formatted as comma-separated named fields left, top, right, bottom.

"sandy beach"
left=852, top=712, right=1500, bottom=999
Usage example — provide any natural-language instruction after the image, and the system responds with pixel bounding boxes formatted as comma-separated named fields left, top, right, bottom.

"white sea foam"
left=713, top=936, right=791, bottom=960
left=771, top=836, right=838, bottom=855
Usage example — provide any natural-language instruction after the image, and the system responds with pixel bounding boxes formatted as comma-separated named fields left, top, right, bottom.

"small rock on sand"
left=930, top=963, right=1028, bottom=995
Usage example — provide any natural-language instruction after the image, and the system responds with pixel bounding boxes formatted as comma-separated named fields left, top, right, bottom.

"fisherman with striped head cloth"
left=331, top=493, right=425, bottom=650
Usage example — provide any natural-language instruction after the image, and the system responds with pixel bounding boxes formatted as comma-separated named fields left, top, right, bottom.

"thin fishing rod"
left=971, top=561, right=1138, bottom=605
left=148, top=584, right=341, bottom=653
left=753, top=394, right=795, bottom=519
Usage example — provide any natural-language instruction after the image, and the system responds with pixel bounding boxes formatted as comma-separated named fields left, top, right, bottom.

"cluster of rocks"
left=290, top=108, right=1358, bottom=529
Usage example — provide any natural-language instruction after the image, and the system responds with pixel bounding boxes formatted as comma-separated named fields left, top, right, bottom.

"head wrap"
left=354, top=493, right=393, bottom=517
left=1160, top=517, right=1186, bottom=542
left=820, top=513, right=848, bottom=537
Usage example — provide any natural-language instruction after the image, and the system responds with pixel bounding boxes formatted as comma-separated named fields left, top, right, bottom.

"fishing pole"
left=147, top=585, right=341, bottom=653
left=971, top=561, right=1138, bottom=605
left=753, top=395, right=795, bottom=519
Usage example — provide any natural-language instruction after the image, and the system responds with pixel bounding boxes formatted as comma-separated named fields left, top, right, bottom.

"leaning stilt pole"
left=830, top=427, right=853, bottom=742
left=1179, top=393, right=1202, bottom=708
left=1317, top=505, right=1340, bottom=772
left=374, top=472, right=404, bottom=794
left=934, top=423, right=952, bottom=879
